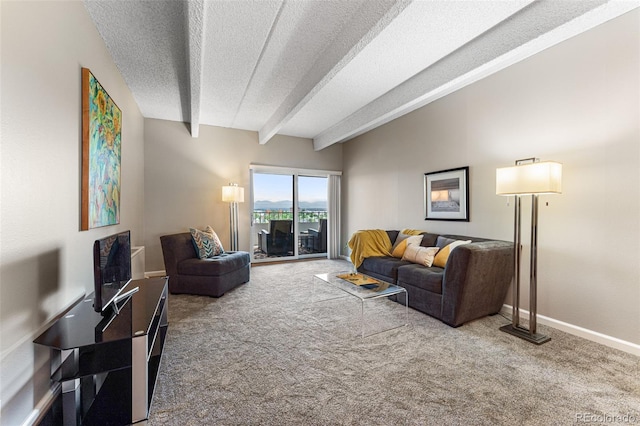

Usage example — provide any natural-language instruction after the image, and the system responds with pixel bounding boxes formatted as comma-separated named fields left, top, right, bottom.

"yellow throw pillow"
left=432, top=240, right=471, bottom=268
left=402, top=245, right=440, bottom=267
left=391, top=235, right=422, bottom=258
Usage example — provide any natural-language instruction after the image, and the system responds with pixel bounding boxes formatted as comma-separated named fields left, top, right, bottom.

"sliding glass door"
left=251, top=169, right=328, bottom=263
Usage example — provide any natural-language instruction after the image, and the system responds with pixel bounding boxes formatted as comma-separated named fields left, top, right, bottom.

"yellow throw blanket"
left=348, top=229, right=392, bottom=268
left=400, top=228, right=424, bottom=236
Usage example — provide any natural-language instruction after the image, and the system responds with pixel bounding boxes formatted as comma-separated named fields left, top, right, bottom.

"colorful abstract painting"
left=81, top=68, right=122, bottom=230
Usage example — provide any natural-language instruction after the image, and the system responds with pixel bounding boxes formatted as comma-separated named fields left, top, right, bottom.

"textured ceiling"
left=84, top=0, right=638, bottom=150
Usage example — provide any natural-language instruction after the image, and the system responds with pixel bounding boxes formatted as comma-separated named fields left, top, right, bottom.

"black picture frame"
left=424, top=166, right=469, bottom=221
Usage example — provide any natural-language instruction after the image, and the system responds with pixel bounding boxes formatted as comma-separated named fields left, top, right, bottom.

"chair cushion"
left=178, top=251, right=250, bottom=276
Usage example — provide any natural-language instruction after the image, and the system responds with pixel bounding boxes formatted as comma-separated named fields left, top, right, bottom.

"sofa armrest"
left=440, top=241, right=514, bottom=327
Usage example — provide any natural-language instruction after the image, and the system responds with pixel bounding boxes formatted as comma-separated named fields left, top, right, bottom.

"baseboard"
left=145, top=270, right=166, bottom=278
left=500, top=305, right=640, bottom=356
left=23, top=385, right=61, bottom=426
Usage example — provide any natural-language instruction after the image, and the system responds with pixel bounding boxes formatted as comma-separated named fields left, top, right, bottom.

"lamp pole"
left=222, top=183, right=244, bottom=252
left=229, top=200, right=238, bottom=251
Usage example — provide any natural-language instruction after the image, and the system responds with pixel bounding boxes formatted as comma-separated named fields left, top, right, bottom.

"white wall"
left=143, top=118, right=343, bottom=271
left=342, top=9, right=640, bottom=345
left=0, top=2, right=145, bottom=424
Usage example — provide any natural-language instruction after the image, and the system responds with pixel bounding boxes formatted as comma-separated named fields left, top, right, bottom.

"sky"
left=253, top=173, right=327, bottom=202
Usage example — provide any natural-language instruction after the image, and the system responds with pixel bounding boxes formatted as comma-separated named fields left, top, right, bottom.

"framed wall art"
left=81, top=67, right=122, bottom=230
left=424, top=166, right=469, bottom=221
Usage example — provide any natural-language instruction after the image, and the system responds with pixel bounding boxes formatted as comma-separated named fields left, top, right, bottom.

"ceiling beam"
left=258, top=0, right=413, bottom=145
left=313, top=0, right=616, bottom=150
left=186, top=0, right=206, bottom=138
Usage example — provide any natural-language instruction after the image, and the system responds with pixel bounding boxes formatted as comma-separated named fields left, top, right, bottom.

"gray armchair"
left=160, top=232, right=250, bottom=297
left=259, top=220, right=293, bottom=256
left=308, top=219, right=327, bottom=253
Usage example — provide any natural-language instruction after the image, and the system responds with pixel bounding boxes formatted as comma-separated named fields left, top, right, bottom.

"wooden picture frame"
left=81, top=68, right=122, bottom=230
left=424, top=166, right=469, bottom=221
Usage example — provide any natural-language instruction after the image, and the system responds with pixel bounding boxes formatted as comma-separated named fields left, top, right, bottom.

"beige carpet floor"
left=149, top=259, right=639, bottom=425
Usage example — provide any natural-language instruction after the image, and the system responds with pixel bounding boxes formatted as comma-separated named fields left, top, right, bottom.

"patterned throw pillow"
left=432, top=240, right=471, bottom=268
left=190, top=226, right=224, bottom=259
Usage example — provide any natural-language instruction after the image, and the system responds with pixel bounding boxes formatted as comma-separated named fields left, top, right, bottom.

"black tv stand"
left=34, top=277, right=168, bottom=425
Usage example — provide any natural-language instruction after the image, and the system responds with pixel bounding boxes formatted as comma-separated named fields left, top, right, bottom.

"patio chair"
left=308, top=218, right=327, bottom=253
left=259, top=220, right=294, bottom=255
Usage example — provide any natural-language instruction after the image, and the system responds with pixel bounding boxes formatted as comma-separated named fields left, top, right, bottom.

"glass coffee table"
left=312, top=272, right=408, bottom=338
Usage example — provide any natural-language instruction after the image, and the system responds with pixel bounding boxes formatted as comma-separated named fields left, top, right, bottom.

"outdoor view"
left=253, top=174, right=327, bottom=224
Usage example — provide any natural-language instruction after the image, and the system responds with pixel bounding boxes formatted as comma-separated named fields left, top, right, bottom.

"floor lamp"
left=222, top=183, right=244, bottom=251
left=496, top=158, right=562, bottom=345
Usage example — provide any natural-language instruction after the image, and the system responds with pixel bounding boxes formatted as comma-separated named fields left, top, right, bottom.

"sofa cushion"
left=435, top=236, right=458, bottom=249
left=190, top=226, right=224, bottom=258
left=386, top=230, right=399, bottom=245
left=360, top=256, right=410, bottom=281
left=178, top=251, right=250, bottom=276
left=419, top=233, right=439, bottom=248
left=397, top=264, right=444, bottom=294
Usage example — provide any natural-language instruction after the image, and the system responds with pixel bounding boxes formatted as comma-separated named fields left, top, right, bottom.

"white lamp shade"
left=496, top=161, right=562, bottom=195
left=222, top=185, right=244, bottom=203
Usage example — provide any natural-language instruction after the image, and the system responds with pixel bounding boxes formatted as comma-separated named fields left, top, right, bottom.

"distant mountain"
left=254, top=200, right=326, bottom=210
left=299, top=200, right=327, bottom=210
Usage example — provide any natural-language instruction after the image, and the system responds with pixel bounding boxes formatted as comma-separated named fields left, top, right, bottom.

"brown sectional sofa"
left=357, top=230, right=513, bottom=327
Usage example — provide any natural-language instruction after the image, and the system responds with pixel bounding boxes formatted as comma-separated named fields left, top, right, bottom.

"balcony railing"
left=252, top=210, right=327, bottom=224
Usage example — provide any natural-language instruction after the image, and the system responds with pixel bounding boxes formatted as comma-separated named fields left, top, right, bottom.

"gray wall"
left=143, top=119, right=343, bottom=271
left=0, top=2, right=146, bottom=424
left=342, top=9, right=640, bottom=344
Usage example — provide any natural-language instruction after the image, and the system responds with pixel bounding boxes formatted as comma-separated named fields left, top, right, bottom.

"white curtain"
left=327, top=174, right=341, bottom=259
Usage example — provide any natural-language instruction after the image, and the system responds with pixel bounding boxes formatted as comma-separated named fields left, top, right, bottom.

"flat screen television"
left=93, top=230, right=133, bottom=314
